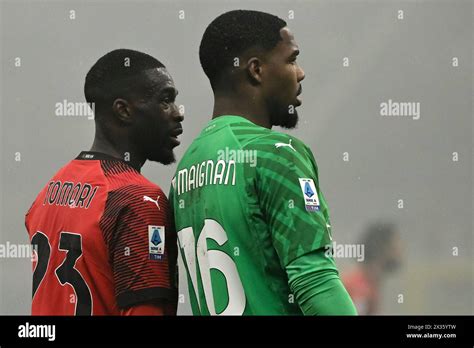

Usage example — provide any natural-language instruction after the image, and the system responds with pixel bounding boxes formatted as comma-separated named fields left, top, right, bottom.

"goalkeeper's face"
left=263, top=27, right=305, bottom=129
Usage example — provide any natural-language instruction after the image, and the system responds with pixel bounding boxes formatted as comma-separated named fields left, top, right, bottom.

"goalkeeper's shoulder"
left=241, top=130, right=314, bottom=164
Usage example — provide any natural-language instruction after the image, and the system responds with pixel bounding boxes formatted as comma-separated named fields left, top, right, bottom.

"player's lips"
left=169, top=126, right=183, bottom=146
left=296, top=85, right=303, bottom=105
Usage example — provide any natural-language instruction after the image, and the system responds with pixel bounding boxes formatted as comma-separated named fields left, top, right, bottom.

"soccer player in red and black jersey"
left=25, top=49, right=184, bottom=315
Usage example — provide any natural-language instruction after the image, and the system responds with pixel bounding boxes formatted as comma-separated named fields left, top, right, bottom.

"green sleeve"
left=287, top=248, right=358, bottom=315
left=249, top=134, right=332, bottom=268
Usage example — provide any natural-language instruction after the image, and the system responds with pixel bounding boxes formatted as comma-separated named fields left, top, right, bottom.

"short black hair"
left=199, top=10, right=287, bottom=88
left=84, top=49, right=165, bottom=113
left=359, top=221, right=398, bottom=262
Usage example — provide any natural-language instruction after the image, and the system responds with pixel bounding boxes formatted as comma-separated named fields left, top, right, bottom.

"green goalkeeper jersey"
left=170, top=115, right=333, bottom=315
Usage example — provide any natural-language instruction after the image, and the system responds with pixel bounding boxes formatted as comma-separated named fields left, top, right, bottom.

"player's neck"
left=89, top=128, right=145, bottom=171
left=212, top=94, right=272, bottom=129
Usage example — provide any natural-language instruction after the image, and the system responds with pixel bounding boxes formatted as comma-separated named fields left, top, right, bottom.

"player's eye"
left=161, top=95, right=174, bottom=105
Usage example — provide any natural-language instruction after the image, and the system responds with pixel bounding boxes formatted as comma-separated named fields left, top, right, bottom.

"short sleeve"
left=100, top=184, right=178, bottom=309
left=251, top=134, right=332, bottom=267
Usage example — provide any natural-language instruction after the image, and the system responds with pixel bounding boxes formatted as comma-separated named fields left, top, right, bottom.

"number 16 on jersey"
left=177, top=219, right=246, bottom=315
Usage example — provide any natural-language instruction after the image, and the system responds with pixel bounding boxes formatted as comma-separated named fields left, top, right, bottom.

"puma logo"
left=143, top=195, right=160, bottom=210
left=274, top=139, right=296, bottom=152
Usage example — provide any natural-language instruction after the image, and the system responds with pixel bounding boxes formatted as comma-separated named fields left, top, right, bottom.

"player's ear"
left=112, top=98, right=133, bottom=124
left=246, top=57, right=263, bottom=85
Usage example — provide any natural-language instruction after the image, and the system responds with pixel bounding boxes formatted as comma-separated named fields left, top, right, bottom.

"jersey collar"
left=75, top=151, right=141, bottom=172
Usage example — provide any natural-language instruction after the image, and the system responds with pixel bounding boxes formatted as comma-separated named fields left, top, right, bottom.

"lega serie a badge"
left=298, top=178, right=320, bottom=212
left=148, top=226, right=165, bottom=260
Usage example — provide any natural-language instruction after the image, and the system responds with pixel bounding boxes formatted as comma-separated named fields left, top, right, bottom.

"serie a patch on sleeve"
left=148, top=225, right=165, bottom=260
left=298, top=178, right=320, bottom=212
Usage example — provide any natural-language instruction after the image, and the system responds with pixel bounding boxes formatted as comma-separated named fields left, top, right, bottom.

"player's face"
left=263, top=27, right=305, bottom=129
left=130, top=68, right=183, bottom=165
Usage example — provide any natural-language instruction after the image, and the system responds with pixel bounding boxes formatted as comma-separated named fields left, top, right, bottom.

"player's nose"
left=171, top=103, right=184, bottom=122
left=297, top=65, right=305, bottom=82
left=174, top=108, right=184, bottom=122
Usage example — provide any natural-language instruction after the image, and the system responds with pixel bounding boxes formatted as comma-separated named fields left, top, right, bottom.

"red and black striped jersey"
left=25, top=151, right=177, bottom=315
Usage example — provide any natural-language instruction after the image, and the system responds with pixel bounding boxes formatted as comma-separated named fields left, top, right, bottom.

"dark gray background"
left=0, top=0, right=472, bottom=314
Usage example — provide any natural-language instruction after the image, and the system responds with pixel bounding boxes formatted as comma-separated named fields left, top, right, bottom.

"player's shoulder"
left=26, top=158, right=77, bottom=216
left=261, top=130, right=307, bottom=147
left=242, top=128, right=312, bottom=159
left=100, top=160, right=165, bottom=202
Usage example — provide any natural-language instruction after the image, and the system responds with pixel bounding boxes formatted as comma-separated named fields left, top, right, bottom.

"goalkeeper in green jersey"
left=170, top=9, right=357, bottom=315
